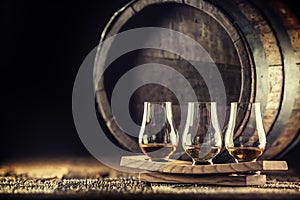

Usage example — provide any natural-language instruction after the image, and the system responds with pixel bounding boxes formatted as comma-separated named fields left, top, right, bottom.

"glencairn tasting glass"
left=225, top=102, right=266, bottom=163
left=139, top=102, right=178, bottom=161
left=182, top=102, right=222, bottom=165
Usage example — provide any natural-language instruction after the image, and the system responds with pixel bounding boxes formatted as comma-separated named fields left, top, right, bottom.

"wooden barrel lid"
left=94, top=0, right=300, bottom=161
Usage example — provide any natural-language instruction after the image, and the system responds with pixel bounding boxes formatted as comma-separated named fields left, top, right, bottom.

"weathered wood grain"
left=260, top=0, right=300, bottom=159
left=94, top=0, right=300, bottom=162
left=1, top=158, right=300, bottom=198
left=139, top=172, right=267, bottom=186
left=120, top=156, right=288, bottom=174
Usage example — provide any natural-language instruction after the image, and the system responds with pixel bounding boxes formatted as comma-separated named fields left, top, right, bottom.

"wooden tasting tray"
left=120, top=156, right=288, bottom=186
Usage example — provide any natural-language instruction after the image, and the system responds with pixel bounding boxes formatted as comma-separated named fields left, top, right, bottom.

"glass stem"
left=192, top=159, right=197, bottom=166
left=192, top=159, right=213, bottom=166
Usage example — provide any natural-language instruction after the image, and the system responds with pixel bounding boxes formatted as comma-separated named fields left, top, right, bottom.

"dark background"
left=1, top=0, right=300, bottom=169
left=1, top=0, right=133, bottom=160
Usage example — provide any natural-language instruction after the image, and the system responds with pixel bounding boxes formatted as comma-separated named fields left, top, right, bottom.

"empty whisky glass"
left=225, top=102, right=266, bottom=163
left=182, top=102, right=222, bottom=165
left=139, top=102, right=178, bottom=161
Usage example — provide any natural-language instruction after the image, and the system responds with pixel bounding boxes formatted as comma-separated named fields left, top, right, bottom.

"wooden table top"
left=0, top=157, right=300, bottom=199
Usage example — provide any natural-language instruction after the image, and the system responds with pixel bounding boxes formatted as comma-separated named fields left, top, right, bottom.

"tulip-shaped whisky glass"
left=182, top=102, right=222, bottom=165
left=225, top=102, right=266, bottom=164
left=139, top=102, right=178, bottom=161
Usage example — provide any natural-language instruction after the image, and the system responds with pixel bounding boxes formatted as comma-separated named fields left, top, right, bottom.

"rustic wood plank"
left=120, top=156, right=288, bottom=174
left=139, top=172, right=267, bottom=186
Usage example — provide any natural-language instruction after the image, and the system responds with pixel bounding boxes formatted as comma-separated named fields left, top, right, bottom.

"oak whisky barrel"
left=94, top=0, right=300, bottom=161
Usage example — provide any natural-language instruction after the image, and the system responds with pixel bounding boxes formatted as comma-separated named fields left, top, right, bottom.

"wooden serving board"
left=120, top=156, right=288, bottom=174
left=120, top=156, right=288, bottom=186
left=139, top=173, right=267, bottom=186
